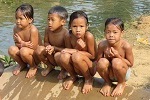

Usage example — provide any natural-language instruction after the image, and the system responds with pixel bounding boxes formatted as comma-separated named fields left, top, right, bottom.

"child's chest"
left=17, top=30, right=31, bottom=42
left=48, top=33, right=65, bottom=47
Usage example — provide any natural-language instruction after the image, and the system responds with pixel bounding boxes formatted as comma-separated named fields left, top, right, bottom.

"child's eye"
left=106, top=31, right=110, bottom=34
left=114, top=31, right=118, bottom=34
left=72, top=25, right=77, bottom=27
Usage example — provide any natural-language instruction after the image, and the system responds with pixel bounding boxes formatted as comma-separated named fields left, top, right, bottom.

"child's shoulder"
left=85, top=31, right=95, bottom=39
left=98, top=39, right=107, bottom=47
left=30, top=24, right=38, bottom=32
left=122, top=39, right=132, bottom=49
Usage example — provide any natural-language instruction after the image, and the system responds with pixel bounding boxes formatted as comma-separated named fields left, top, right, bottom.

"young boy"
left=96, top=18, right=134, bottom=97
left=8, top=4, right=42, bottom=78
left=35, top=6, right=68, bottom=78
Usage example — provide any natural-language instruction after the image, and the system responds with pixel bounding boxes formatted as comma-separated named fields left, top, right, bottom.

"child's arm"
left=44, top=28, right=50, bottom=47
left=77, top=32, right=96, bottom=60
left=62, top=33, right=78, bottom=54
left=30, top=27, right=39, bottom=50
left=96, top=41, right=104, bottom=62
left=110, top=44, right=134, bottom=67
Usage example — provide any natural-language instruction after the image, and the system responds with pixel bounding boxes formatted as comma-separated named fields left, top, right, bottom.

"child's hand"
left=13, top=34, right=22, bottom=43
left=76, top=39, right=86, bottom=50
left=23, top=41, right=33, bottom=48
left=46, top=45, right=54, bottom=55
left=110, top=47, right=120, bottom=58
left=61, top=48, right=78, bottom=54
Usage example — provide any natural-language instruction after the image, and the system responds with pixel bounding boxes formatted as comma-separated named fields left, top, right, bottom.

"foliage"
left=0, top=55, right=16, bottom=68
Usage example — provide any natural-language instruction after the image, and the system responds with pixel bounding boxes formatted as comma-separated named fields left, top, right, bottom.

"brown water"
left=0, top=0, right=150, bottom=54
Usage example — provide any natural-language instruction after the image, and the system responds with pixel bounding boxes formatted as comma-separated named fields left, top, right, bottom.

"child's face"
left=105, top=24, right=123, bottom=45
left=70, top=17, right=88, bottom=39
left=15, top=10, right=32, bottom=29
left=47, top=13, right=65, bottom=32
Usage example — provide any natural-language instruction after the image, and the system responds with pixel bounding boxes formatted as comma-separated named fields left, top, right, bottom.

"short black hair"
left=68, top=10, right=89, bottom=29
left=16, top=3, right=34, bottom=19
left=105, top=17, right=124, bottom=31
left=48, top=6, right=68, bottom=20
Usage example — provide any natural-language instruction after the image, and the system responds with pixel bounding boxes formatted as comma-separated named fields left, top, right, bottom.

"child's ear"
left=86, top=24, right=89, bottom=30
left=61, top=19, right=66, bottom=26
left=121, top=30, right=124, bottom=37
left=29, top=18, right=33, bottom=24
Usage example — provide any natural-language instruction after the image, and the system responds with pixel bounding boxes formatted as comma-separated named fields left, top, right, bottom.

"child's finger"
left=110, top=47, right=114, bottom=56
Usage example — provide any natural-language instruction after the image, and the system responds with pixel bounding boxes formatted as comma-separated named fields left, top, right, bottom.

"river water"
left=0, top=0, right=150, bottom=54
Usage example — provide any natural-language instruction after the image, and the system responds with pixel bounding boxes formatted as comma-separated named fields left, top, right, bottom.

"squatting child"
left=96, top=18, right=134, bottom=97
left=57, top=10, right=97, bottom=94
left=35, top=6, right=68, bottom=79
left=8, top=3, right=42, bottom=78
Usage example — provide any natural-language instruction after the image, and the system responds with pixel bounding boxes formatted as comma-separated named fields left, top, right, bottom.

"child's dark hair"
left=16, top=3, right=34, bottom=20
left=68, top=10, right=89, bottom=29
left=48, top=6, right=68, bottom=20
left=0, top=60, right=4, bottom=77
left=105, top=18, right=124, bottom=31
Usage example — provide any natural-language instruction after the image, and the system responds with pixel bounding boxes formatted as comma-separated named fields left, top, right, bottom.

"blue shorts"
left=110, top=68, right=131, bottom=82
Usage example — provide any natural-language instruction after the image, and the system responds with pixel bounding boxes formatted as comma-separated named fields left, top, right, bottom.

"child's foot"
left=82, top=78, right=93, bottom=94
left=26, top=67, right=37, bottom=78
left=57, top=70, right=68, bottom=80
left=41, top=66, right=54, bottom=76
left=111, top=83, right=126, bottom=97
left=13, top=65, right=25, bottom=76
left=63, top=76, right=76, bottom=90
left=100, top=83, right=112, bottom=96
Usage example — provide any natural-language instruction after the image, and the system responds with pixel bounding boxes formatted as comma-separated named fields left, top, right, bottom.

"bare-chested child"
left=96, top=18, right=134, bottom=97
left=8, top=3, right=42, bottom=78
left=35, top=6, right=68, bottom=79
left=57, top=10, right=97, bottom=94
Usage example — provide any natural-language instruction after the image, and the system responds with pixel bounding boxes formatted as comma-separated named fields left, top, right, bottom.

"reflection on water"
left=0, top=0, right=150, bottom=54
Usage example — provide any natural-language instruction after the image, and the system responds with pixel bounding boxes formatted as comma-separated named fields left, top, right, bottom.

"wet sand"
left=0, top=66, right=150, bottom=100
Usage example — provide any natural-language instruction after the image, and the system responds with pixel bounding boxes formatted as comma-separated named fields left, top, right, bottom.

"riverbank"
left=0, top=16, right=150, bottom=100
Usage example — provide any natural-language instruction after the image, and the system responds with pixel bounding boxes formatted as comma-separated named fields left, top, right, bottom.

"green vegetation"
left=0, top=55, right=16, bottom=68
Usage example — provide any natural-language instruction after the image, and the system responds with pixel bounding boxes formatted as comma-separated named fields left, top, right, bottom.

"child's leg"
left=8, top=46, right=27, bottom=75
left=72, top=52, right=93, bottom=94
left=111, top=58, right=128, bottom=97
left=54, top=52, right=67, bottom=80
left=59, top=53, right=77, bottom=90
left=19, top=47, right=37, bottom=78
left=96, top=58, right=112, bottom=96
left=36, top=46, right=55, bottom=76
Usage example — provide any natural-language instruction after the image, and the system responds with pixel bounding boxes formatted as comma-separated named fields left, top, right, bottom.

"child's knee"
left=35, top=46, right=45, bottom=55
left=60, top=53, right=71, bottom=63
left=97, top=58, right=109, bottom=70
left=72, top=52, right=81, bottom=63
left=8, top=46, right=18, bottom=55
left=112, top=58, right=122, bottom=69
left=20, top=47, right=30, bottom=57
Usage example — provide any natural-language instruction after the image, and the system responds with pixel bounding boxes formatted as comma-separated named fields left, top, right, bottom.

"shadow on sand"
left=0, top=66, right=150, bottom=100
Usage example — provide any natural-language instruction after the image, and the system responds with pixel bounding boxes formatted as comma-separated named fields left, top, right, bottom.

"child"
left=96, top=18, right=134, bottom=97
left=57, top=10, right=97, bottom=94
left=35, top=6, right=68, bottom=78
left=0, top=60, right=4, bottom=77
left=8, top=3, right=42, bottom=78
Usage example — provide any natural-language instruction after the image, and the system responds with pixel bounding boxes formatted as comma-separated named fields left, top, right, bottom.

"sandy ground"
left=0, top=16, right=150, bottom=100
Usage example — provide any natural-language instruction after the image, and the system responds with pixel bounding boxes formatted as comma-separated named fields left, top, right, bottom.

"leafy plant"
left=0, top=55, right=16, bottom=68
